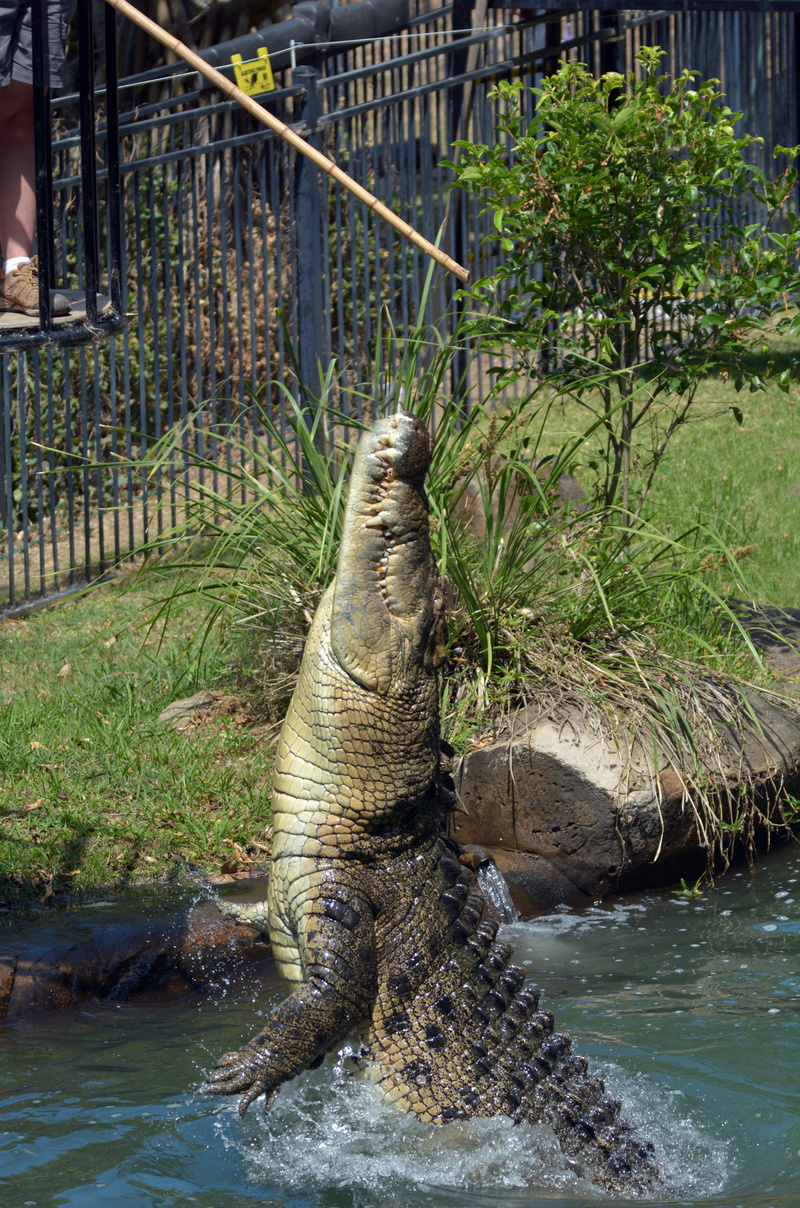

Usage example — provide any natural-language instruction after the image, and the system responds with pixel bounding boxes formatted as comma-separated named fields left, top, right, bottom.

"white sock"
left=4, top=257, right=31, bottom=276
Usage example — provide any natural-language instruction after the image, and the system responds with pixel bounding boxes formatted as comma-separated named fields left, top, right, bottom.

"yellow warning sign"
left=231, top=47, right=275, bottom=97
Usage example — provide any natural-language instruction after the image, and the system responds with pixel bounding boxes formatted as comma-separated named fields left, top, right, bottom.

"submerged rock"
left=0, top=900, right=272, bottom=1021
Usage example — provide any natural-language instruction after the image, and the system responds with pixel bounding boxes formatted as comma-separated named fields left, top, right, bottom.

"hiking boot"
left=1, top=257, right=71, bottom=317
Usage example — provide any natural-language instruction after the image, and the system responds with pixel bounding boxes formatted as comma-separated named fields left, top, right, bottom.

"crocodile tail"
left=440, top=854, right=659, bottom=1195
left=368, top=840, right=659, bottom=1196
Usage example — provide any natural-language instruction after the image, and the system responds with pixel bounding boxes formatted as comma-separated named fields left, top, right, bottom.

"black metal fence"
left=1, top=1, right=798, bottom=614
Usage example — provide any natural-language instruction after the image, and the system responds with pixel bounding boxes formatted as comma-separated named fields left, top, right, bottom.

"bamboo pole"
left=102, top=0, right=470, bottom=283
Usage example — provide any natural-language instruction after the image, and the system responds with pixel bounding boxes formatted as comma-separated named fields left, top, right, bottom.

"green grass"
left=518, top=374, right=800, bottom=607
left=0, top=570, right=273, bottom=908
left=645, top=381, right=800, bottom=606
left=519, top=309, right=800, bottom=607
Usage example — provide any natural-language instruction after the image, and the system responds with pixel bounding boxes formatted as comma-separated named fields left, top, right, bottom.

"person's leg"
left=0, top=77, right=35, bottom=262
left=0, top=76, right=70, bottom=315
left=0, top=0, right=74, bottom=316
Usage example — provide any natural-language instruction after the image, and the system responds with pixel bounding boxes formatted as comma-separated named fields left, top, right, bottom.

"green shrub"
left=447, top=47, right=800, bottom=526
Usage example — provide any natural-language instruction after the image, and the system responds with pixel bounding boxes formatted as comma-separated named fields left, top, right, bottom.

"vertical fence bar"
left=105, top=0, right=124, bottom=315
left=2, top=363, right=15, bottom=606
left=30, top=0, right=54, bottom=329
left=77, top=0, right=99, bottom=325
left=1, top=361, right=10, bottom=576
left=293, top=66, right=326, bottom=417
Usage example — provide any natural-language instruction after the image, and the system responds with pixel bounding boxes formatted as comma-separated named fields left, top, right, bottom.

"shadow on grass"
left=0, top=820, right=92, bottom=910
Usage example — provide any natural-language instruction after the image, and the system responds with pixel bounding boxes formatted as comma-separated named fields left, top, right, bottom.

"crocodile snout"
left=368, top=411, right=431, bottom=483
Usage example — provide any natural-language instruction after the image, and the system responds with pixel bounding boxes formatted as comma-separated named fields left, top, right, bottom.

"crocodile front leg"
left=207, top=872, right=377, bottom=1114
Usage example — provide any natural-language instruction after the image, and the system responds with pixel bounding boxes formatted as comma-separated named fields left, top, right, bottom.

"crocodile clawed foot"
left=205, top=1044, right=277, bottom=1114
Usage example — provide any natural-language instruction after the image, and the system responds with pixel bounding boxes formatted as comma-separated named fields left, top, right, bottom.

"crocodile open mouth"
left=357, top=412, right=433, bottom=618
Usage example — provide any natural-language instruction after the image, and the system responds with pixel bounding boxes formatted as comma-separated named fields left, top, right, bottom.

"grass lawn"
left=0, top=570, right=274, bottom=909
left=646, top=381, right=800, bottom=606
left=533, top=374, right=800, bottom=607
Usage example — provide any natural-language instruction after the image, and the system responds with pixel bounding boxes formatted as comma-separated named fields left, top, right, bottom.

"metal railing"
left=1, top=1, right=798, bottom=614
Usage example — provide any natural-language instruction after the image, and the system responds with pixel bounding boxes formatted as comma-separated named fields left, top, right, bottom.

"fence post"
left=599, top=10, right=622, bottom=77
left=447, top=0, right=476, bottom=416
left=0, top=362, right=7, bottom=530
left=31, top=0, right=55, bottom=329
left=292, top=66, right=325, bottom=418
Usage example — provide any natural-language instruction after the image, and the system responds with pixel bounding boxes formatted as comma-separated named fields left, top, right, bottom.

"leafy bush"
left=447, top=47, right=800, bottom=525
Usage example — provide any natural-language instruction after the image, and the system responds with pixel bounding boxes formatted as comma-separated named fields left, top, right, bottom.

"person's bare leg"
left=0, top=79, right=36, bottom=262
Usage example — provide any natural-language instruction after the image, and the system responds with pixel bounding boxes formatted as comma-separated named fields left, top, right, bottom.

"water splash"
left=476, top=860, right=519, bottom=923
left=223, top=1043, right=596, bottom=1199
left=216, top=1040, right=728, bottom=1205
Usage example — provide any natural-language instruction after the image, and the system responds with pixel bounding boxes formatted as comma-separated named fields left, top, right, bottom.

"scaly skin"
left=207, top=413, right=660, bottom=1196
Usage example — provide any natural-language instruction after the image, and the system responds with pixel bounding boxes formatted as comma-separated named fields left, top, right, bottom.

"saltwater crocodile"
left=207, top=412, right=660, bottom=1195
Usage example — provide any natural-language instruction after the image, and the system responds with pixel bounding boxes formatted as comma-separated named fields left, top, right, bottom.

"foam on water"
left=590, top=1062, right=730, bottom=1201
left=215, top=1038, right=727, bottom=1205
left=218, top=1043, right=595, bottom=1200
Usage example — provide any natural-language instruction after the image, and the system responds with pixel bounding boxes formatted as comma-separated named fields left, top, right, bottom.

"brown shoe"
left=1, top=257, right=71, bottom=317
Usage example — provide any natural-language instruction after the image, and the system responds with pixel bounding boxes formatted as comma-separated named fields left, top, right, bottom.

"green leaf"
left=612, top=105, right=636, bottom=132
left=590, top=112, right=613, bottom=136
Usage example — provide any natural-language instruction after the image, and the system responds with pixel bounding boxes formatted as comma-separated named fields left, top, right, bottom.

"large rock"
left=0, top=898, right=274, bottom=1021
left=451, top=686, right=800, bottom=900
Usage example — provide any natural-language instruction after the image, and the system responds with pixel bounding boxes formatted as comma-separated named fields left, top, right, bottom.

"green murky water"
left=2, top=846, right=799, bottom=1208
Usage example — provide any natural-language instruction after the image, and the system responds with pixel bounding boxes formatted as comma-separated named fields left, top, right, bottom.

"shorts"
left=0, top=0, right=76, bottom=89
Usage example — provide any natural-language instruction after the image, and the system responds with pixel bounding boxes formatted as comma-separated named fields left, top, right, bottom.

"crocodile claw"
left=205, top=1044, right=277, bottom=1114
